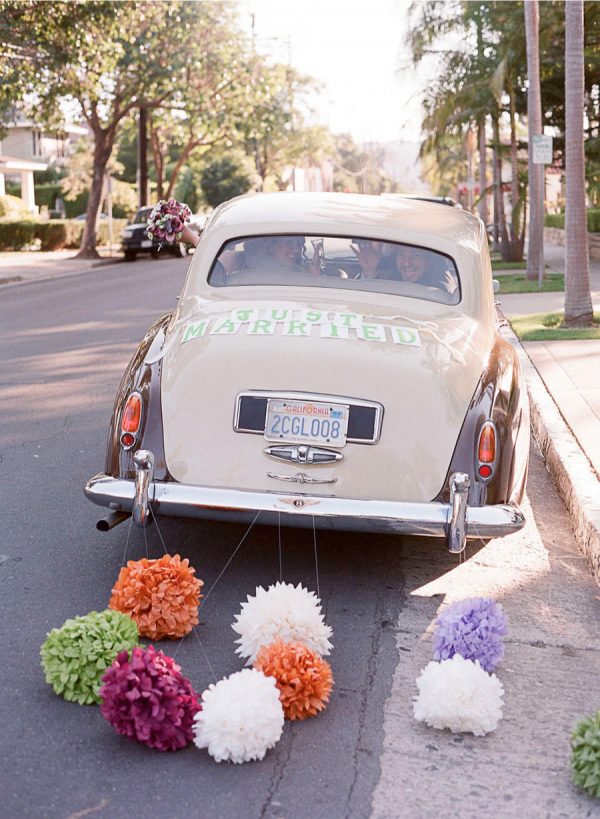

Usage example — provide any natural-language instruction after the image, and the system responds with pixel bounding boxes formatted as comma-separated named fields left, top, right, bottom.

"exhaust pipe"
left=97, top=511, right=131, bottom=532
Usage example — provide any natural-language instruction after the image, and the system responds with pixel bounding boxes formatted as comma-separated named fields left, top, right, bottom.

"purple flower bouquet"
left=146, top=199, right=192, bottom=244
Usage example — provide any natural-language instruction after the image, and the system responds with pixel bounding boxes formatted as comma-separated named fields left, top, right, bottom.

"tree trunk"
left=492, top=112, right=509, bottom=255
left=564, top=0, right=593, bottom=325
left=148, top=116, right=165, bottom=200
left=478, top=116, right=489, bottom=226
left=503, top=87, right=524, bottom=262
left=165, top=144, right=194, bottom=199
left=525, top=0, right=545, bottom=282
left=77, top=129, right=114, bottom=258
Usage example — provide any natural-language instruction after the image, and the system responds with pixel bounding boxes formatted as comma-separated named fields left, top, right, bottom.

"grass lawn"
left=509, top=312, right=600, bottom=341
left=495, top=272, right=564, bottom=293
left=491, top=259, right=527, bottom=270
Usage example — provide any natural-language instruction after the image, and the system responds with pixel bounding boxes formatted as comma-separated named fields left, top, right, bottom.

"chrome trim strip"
left=267, top=471, right=338, bottom=485
left=233, top=390, right=384, bottom=445
left=85, top=474, right=525, bottom=539
left=264, top=444, right=343, bottom=465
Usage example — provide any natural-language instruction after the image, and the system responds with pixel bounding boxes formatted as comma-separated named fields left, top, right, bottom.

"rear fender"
left=105, top=313, right=172, bottom=481
left=434, top=334, right=529, bottom=506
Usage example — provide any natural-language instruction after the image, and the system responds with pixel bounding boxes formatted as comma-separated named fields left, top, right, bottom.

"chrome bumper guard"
left=85, top=459, right=524, bottom=553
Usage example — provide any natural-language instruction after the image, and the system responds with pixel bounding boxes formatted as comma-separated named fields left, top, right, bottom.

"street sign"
left=532, top=134, right=553, bottom=164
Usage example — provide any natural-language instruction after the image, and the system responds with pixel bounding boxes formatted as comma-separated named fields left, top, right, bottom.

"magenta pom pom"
left=99, top=646, right=200, bottom=751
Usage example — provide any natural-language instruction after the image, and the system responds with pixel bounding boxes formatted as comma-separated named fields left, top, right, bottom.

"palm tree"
left=524, top=0, right=544, bottom=283
left=564, top=0, right=593, bottom=326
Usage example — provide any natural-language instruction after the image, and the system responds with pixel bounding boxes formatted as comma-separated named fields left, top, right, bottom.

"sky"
left=239, top=0, right=432, bottom=145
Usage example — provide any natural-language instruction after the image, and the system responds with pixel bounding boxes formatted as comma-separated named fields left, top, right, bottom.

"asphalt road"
left=1, top=257, right=599, bottom=819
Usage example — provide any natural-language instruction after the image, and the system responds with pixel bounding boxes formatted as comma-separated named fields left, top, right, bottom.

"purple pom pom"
left=99, top=646, right=201, bottom=751
left=432, top=597, right=508, bottom=672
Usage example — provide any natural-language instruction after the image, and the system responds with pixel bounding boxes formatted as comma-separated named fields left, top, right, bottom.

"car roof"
left=206, top=192, right=482, bottom=256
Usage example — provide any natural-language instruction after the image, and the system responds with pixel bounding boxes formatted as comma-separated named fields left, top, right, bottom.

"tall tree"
left=0, top=1, right=242, bottom=256
left=524, top=0, right=544, bottom=283
left=564, top=0, right=593, bottom=326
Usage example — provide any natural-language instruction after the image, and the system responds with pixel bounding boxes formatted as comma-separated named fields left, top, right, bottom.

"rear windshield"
left=208, top=234, right=460, bottom=305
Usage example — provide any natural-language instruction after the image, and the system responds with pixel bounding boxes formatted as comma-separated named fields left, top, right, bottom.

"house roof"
left=0, top=154, right=48, bottom=172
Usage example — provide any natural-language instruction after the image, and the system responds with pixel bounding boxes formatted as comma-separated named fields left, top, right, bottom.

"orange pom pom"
left=109, top=554, right=203, bottom=640
left=254, top=640, right=333, bottom=720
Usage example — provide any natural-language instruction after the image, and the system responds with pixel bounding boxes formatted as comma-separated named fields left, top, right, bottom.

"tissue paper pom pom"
left=571, top=711, right=600, bottom=798
left=99, top=645, right=200, bottom=751
left=232, top=582, right=333, bottom=665
left=109, top=553, right=203, bottom=640
left=40, top=609, right=138, bottom=705
left=193, top=668, right=284, bottom=763
left=432, top=597, right=508, bottom=672
left=413, top=655, right=504, bottom=736
left=254, top=640, right=334, bottom=720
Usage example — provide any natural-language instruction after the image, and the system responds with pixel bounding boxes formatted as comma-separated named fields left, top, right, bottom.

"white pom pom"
left=193, top=668, right=284, bottom=763
left=232, top=581, right=333, bottom=665
left=413, top=655, right=504, bottom=736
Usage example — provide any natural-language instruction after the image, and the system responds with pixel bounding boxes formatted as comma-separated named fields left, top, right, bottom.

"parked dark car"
left=121, top=207, right=206, bottom=261
left=121, top=207, right=185, bottom=261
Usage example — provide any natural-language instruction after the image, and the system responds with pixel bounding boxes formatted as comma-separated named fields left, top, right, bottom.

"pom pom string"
left=312, top=514, right=320, bottom=599
left=200, top=509, right=261, bottom=610
left=119, top=513, right=134, bottom=568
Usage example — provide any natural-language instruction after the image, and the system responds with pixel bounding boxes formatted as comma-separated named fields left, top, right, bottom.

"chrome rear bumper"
left=84, top=471, right=525, bottom=545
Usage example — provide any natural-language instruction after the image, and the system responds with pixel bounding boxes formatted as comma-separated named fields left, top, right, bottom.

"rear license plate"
left=264, top=399, right=349, bottom=447
left=141, top=239, right=153, bottom=248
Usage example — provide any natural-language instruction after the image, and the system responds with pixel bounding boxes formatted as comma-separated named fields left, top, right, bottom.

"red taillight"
left=121, top=393, right=141, bottom=434
left=120, top=432, right=136, bottom=448
left=478, top=423, right=496, bottom=464
left=478, top=464, right=493, bottom=478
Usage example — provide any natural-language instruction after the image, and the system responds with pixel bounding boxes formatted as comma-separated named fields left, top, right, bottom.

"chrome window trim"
left=233, top=390, right=383, bottom=445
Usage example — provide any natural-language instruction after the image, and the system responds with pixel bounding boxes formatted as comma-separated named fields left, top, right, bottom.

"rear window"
left=208, top=234, right=460, bottom=305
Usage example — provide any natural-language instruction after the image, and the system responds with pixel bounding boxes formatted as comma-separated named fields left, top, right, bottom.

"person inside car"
left=351, top=241, right=458, bottom=295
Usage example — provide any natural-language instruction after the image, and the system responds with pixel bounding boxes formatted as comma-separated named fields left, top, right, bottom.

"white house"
left=0, top=118, right=88, bottom=213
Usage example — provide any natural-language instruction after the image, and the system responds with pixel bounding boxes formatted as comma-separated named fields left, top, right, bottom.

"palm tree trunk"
left=564, top=0, right=593, bottom=325
left=525, top=0, right=545, bottom=282
left=492, top=112, right=509, bottom=253
left=478, top=116, right=489, bottom=225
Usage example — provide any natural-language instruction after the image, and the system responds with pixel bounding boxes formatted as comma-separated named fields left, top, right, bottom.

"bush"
left=35, top=220, right=83, bottom=250
left=0, top=220, right=38, bottom=250
left=545, top=209, right=600, bottom=232
left=0, top=194, right=32, bottom=219
left=97, top=219, right=127, bottom=245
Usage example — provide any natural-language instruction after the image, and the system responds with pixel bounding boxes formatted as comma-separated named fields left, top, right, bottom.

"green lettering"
left=392, top=327, right=420, bottom=346
left=182, top=321, right=208, bottom=344
left=358, top=324, right=386, bottom=342
left=211, top=319, right=240, bottom=335
left=284, top=320, right=310, bottom=336
left=248, top=319, right=275, bottom=335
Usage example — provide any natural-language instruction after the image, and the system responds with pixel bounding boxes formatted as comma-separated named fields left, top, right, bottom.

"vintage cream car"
left=85, top=193, right=529, bottom=553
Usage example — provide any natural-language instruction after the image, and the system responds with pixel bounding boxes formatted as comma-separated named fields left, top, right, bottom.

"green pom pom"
left=571, top=711, right=600, bottom=798
left=40, top=610, right=139, bottom=705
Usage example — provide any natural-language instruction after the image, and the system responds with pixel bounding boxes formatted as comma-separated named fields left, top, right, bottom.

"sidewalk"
left=499, top=242, right=600, bottom=584
left=0, top=247, right=124, bottom=286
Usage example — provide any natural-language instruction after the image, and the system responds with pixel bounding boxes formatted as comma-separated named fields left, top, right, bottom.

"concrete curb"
left=502, top=320, right=600, bottom=585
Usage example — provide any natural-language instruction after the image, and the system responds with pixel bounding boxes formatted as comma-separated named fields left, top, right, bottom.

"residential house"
left=0, top=118, right=87, bottom=213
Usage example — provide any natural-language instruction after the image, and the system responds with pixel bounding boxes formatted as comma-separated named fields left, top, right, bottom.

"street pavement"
left=1, top=252, right=599, bottom=817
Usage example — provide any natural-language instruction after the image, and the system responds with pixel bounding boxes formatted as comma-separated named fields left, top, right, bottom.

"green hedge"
left=0, top=218, right=128, bottom=251
left=35, top=220, right=83, bottom=250
left=0, top=220, right=38, bottom=250
left=545, top=209, right=600, bottom=232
